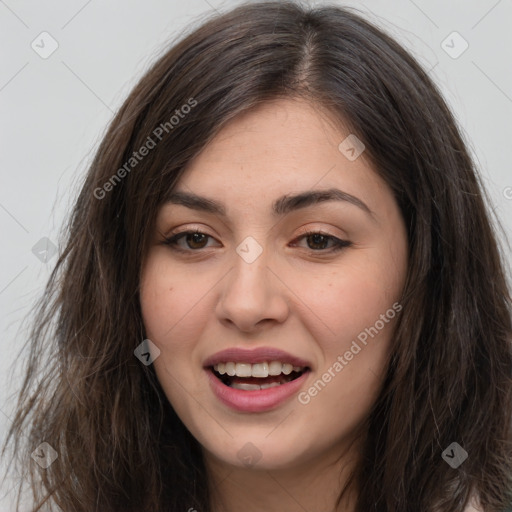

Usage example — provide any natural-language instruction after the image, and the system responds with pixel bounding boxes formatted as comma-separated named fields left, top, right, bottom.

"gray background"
left=1, top=0, right=511, bottom=509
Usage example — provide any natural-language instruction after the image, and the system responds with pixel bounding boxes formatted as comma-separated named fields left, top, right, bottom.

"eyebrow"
left=164, top=188, right=375, bottom=220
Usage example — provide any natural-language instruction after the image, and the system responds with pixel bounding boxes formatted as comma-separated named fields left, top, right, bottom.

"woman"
left=3, top=1, right=511, bottom=511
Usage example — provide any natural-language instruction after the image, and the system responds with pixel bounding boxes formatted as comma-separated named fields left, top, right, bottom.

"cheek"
left=297, top=253, right=404, bottom=354
left=139, top=259, right=209, bottom=393
left=294, top=260, right=401, bottom=437
left=139, top=256, right=210, bottom=407
left=140, top=253, right=207, bottom=343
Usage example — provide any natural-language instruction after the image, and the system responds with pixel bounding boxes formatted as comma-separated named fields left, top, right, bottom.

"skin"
left=139, top=98, right=409, bottom=512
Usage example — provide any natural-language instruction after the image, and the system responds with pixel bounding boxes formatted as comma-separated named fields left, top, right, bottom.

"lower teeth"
left=230, top=381, right=282, bottom=391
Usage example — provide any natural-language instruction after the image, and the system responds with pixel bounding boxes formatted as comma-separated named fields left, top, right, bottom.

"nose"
left=215, top=245, right=290, bottom=333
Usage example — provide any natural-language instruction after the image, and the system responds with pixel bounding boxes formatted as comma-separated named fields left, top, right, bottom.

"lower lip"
left=205, top=368, right=310, bottom=413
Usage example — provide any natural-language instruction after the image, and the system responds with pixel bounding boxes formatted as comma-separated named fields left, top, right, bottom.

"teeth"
left=213, top=361, right=305, bottom=377
left=260, top=382, right=281, bottom=389
left=268, top=361, right=282, bottom=376
left=282, top=363, right=293, bottom=375
left=251, top=362, right=268, bottom=378
left=231, top=381, right=283, bottom=390
left=235, top=363, right=252, bottom=377
left=231, top=382, right=262, bottom=391
left=225, top=362, right=236, bottom=376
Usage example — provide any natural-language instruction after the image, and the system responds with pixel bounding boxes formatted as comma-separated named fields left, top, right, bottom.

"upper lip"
left=203, top=347, right=312, bottom=369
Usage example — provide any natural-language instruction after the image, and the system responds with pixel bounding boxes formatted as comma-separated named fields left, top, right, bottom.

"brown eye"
left=163, top=230, right=218, bottom=251
left=291, top=230, right=352, bottom=253
left=162, top=229, right=351, bottom=255
left=184, top=232, right=209, bottom=249
left=305, top=233, right=330, bottom=250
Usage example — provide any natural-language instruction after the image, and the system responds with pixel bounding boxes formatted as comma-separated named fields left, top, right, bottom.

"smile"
left=212, top=361, right=306, bottom=390
left=206, top=364, right=311, bottom=412
left=203, top=347, right=312, bottom=412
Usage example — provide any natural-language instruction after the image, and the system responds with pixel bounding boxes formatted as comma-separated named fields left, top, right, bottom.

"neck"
left=204, top=437, right=360, bottom=512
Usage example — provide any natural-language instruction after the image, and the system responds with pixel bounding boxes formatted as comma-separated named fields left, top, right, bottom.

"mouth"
left=203, top=348, right=313, bottom=412
left=209, top=361, right=310, bottom=390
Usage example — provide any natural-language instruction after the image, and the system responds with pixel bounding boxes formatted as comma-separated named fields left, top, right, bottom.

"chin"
left=203, top=434, right=311, bottom=471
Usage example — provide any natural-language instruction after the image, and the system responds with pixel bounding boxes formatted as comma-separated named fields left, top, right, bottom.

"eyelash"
left=162, top=229, right=352, bottom=254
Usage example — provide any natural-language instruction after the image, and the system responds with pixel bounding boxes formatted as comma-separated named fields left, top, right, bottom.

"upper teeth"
left=213, top=362, right=305, bottom=378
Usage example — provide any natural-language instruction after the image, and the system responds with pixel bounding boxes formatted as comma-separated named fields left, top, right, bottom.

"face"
left=140, top=98, right=408, bottom=472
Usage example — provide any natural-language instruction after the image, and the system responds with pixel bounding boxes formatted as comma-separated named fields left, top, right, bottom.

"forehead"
left=190, top=98, right=348, bottom=166
left=166, top=98, right=392, bottom=218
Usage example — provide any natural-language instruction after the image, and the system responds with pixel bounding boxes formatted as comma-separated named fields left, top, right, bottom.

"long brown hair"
left=3, top=1, right=512, bottom=511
